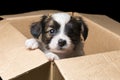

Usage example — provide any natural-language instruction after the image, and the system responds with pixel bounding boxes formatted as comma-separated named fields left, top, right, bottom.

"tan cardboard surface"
left=0, top=10, right=61, bottom=18
left=6, top=15, right=42, bottom=38
left=79, top=13, right=120, bottom=36
left=55, top=50, right=120, bottom=80
left=0, top=21, right=49, bottom=80
left=52, top=62, right=64, bottom=80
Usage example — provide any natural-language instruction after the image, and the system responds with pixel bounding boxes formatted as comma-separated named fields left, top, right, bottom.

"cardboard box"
left=0, top=10, right=120, bottom=80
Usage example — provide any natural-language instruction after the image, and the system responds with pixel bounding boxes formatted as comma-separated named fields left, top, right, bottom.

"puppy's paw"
left=25, top=38, right=39, bottom=50
left=45, top=52, right=60, bottom=61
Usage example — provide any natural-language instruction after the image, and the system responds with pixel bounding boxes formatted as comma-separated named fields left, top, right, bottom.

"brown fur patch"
left=42, top=19, right=55, bottom=44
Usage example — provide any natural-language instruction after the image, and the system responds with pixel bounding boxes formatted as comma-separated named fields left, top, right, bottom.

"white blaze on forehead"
left=52, top=13, right=71, bottom=25
left=52, top=13, right=71, bottom=34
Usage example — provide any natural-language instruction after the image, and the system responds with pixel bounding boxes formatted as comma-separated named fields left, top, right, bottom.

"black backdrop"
left=0, top=0, right=119, bottom=22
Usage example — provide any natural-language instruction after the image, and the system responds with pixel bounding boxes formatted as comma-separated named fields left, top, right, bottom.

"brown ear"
left=30, top=15, right=48, bottom=38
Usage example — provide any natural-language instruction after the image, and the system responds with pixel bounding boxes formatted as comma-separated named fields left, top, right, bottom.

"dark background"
left=0, top=0, right=119, bottom=22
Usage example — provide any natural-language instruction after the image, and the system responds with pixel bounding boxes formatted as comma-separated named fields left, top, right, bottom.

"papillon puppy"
left=25, top=13, right=88, bottom=61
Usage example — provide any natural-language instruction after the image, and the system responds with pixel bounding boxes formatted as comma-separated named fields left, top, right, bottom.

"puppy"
left=25, top=13, right=88, bottom=61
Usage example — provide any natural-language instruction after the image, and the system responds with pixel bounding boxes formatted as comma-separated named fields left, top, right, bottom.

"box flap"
left=76, top=13, right=120, bottom=36
left=5, top=15, right=44, bottom=38
left=0, top=10, right=61, bottom=19
left=54, top=50, right=120, bottom=80
left=0, top=21, right=49, bottom=80
left=73, top=12, right=120, bottom=55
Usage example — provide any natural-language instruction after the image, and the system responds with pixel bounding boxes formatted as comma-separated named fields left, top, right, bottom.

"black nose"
left=58, top=39, right=66, bottom=47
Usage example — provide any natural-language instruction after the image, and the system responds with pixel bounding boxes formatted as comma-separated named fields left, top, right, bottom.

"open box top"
left=54, top=50, right=120, bottom=80
left=0, top=10, right=120, bottom=80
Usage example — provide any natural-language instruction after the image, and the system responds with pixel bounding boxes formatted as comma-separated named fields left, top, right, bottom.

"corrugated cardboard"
left=1, top=10, right=61, bottom=18
left=0, top=20, right=50, bottom=80
left=54, top=50, right=120, bottom=80
left=0, top=10, right=120, bottom=80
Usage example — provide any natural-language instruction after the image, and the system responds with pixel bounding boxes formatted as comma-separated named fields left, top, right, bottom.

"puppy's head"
left=31, top=13, right=88, bottom=54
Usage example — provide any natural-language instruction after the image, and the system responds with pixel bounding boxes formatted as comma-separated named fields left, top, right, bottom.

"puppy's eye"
left=49, top=29, right=56, bottom=35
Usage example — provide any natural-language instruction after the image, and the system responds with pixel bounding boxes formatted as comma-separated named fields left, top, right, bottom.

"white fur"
left=45, top=51, right=60, bottom=61
left=52, top=13, right=71, bottom=25
left=49, top=33, right=74, bottom=53
left=49, top=13, right=74, bottom=53
left=25, top=38, right=39, bottom=49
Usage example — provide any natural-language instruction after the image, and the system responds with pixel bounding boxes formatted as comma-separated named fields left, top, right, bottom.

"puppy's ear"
left=76, top=17, right=88, bottom=41
left=30, top=15, right=47, bottom=38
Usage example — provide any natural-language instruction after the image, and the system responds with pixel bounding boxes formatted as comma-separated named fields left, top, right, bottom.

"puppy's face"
left=31, top=13, right=88, bottom=54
